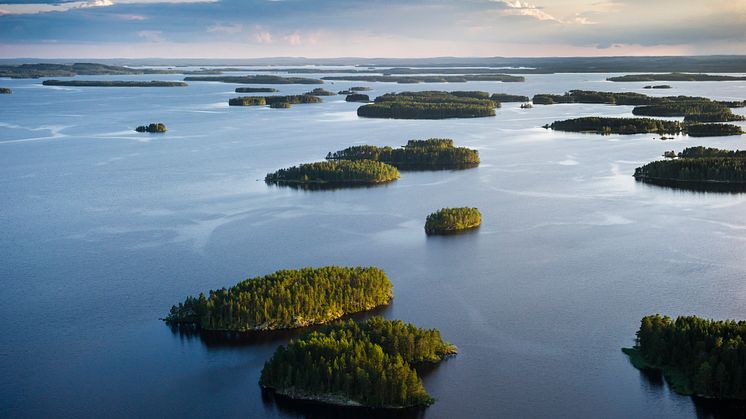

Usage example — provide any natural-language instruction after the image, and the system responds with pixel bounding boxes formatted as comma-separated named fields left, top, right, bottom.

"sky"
left=0, top=0, right=745, bottom=58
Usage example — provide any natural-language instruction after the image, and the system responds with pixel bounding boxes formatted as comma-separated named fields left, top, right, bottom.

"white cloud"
left=284, top=32, right=301, bottom=45
left=494, top=0, right=559, bottom=21
left=0, top=0, right=215, bottom=15
left=136, top=30, right=165, bottom=42
left=207, top=23, right=243, bottom=34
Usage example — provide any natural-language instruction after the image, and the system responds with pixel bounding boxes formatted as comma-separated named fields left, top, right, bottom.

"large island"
left=634, top=147, right=746, bottom=190
left=358, top=91, right=498, bottom=119
left=265, top=160, right=400, bottom=187
left=165, top=266, right=393, bottom=331
left=327, top=138, right=480, bottom=170
left=260, top=317, right=457, bottom=408
left=42, top=80, right=187, bottom=87
left=623, top=314, right=746, bottom=400
left=545, top=117, right=743, bottom=137
left=184, top=75, right=323, bottom=84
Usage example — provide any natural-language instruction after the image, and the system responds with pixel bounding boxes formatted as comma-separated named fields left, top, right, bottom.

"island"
left=623, top=314, right=746, bottom=400
left=0, top=88, right=11, bottom=94
left=235, top=87, right=279, bottom=93
left=42, top=80, right=187, bottom=87
left=544, top=117, right=743, bottom=137
left=164, top=266, right=393, bottom=331
left=265, top=160, right=400, bottom=187
left=357, top=91, right=498, bottom=119
left=135, top=123, right=167, bottom=133
left=184, top=75, right=323, bottom=84
left=644, top=85, right=672, bottom=89
left=345, top=93, right=370, bottom=102
left=260, top=317, right=457, bottom=408
left=0, top=62, right=178, bottom=79
left=425, top=207, right=482, bottom=235
left=634, top=147, right=746, bottom=189
left=632, top=101, right=744, bottom=123
left=609, top=73, right=746, bottom=82
left=326, top=138, right=480, bottom=170
left=520, top=103, right=533, bottom=109
left=228, top=94, right=321, bottom=107
left=491, top=93, right=530, bottom=102
left=322, top=74, right=525, bottom=83
left=305, top=87, right=336, bottom=96
left=339, top=86, right=371, bottom=94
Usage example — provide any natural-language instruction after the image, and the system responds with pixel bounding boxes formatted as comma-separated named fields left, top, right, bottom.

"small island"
left=644, top=85, right=672, bottom=89
left=165, top=266, right=393, bottom=331
left=425, top=207, right=482, bottom=235
left=339, top=86, right=371, bottom=94
left=520, top=103, right=533, bottom=109
left=228, top=94, right=321, bottom=107
left=260, top=317, right=457, bottom=408
left=265, top=160, right=400, bottom=187
left=305, top=87, right=336, bottom=96
left=623, top=314, right=746, bottom=400
left=235, top=87, right=279, bottom=93
left=184, top=75, right=323, bottom=84
left=0, top=88, right=11, bottom=94
left=608, top=73, right=746, bottom=82
left=634, top=146, right=746, bottom=189
left=544, top=117, right=743, bottom=137
left=322, top=74, right=525, bottom=83
left=42, top=80, right=187, bottom=87
left=326, top=138, right=479, bottom=170
left=345, top=93, right=370, bottom=102
left=135, top=123, right=167, bottom=133
left=358, top=91, right=498, bottom=119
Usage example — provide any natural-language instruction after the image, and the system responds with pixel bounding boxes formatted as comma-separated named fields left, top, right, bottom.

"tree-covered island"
left=0, top=88, right=11, bottom=94
left=265, top=160, right=400, bottom=186
left=305, top=87, right=336, bottom=96
left=490, top=93, right=530, bottom=102
left=345, top=93, right=370, bottom=102
left=228, top=94, right=322, bottom=107
left=135, top=123, right=167, bottom=133
left=609, top=73, right=746, bottom=82
left=425, top=207, right=482, bottom=235
left=322, top=74, right=525, bottom=83
left=357, top=91, right=498, bottom=119
left=260, top=317, right=457, bottom=408
left=634, top=147, right=746, bottom=189
left=327, top=138, right=479, bottom=170
left=184, top=75, right=323, bottom=84
left=165, top=266, right=393, bottom=331
left=544, top=117, right=743, bottom=137
left=623, top=315, right=746, bottom=400
left=42, top=80, right=187, bottom=87
left=235, top=87, right=279, bottom=93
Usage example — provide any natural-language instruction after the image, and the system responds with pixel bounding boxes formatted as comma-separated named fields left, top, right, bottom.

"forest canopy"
left=326, top=138, right=479, bottom=170
left=358, top=91, right=498, bottom=119
left=545, top=117, right=743, bottom=137
left=265, top=160, right=400, bottom=186
left=634, top=147, right=746, bottom=189
left=425, top=207, right=482, bottom=235
left=164, top=266, right=393, bottom=331
left=260, top=317, right=457, bottom=408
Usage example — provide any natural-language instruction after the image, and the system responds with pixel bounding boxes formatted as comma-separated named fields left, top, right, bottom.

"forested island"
left=0, top=88, right=11, bottom=94
left=609, top=73, right=746, bottom=82
left=632, top=101, right=744, bottom=122
left=165, top=266, right=393, bottom=331
left=545, top=117, right=743, bottom=137
left=305, top=88, right=336, bottom=96
left=644, top=85, right=672, bottom=89
left=326, top=138, right=479, bottom=170
left=228, top=94, right=321, bottom=107
left=0, top=62, right=178, bottom=78
left=425, top=207, right=482, bottom=235
left=345, top=93, right=370, bottom=102
left=357, top=91, right=498, bottom=119
left=339, top=86, right=371, bottom=94
left=184, top=75, right=323, bottom=84
left=235, top=87, right=279, bottom=93
left=490, top=93, right=530, bottom=102
left=322, top=74, right=525, bottom=83
left=260, top=317, right=457, bottom=408
left=135, top=123, right=167, bottom=133
left=634, top=147, right=746, bottom=189
left=42, top=80, right=187, bottom=87
left=623, top=315, right=746, bottom=400
left=265, top=160, right=400, bottom=186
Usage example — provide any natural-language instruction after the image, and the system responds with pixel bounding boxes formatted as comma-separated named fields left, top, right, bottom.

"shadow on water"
left=265, top=180, right=397, bottom=192
left=167, top=304, right=393, bottom=349
left=635, top=178, right=746, bottom=194
left=260, top=388, right=428, bottom=419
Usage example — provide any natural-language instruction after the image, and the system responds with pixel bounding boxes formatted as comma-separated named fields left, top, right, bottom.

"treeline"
left=228, top=95, right=321, bottom=106
left=322, top=75, right=525, bottom=83
left=184, top=75, right=323, bottom=84
left=358, top=91, right=498, bottom=119
left=626, top=315, right=746, bottom=399
left=260, top=317, right=456, bottom=408
left=326, top=138, right=479, bottom=170
left=425, top=207, right=482, bottom=235
left=634, top=158, right=746, bottom=185
left=135, top=123, right=167, bottom=133
left=235, top=87, right=278, bottom=93
left=265, top=160, right=400, bottom=185
left=609, top=73, right=746, bottom=82
left=164, top=266, right=393, bottom=331
left=491, top=93, right=530, bottom=102
left=678, top=146, right=746, bottom=159
left=545, top=117, right=743, bottom=137
left=42, top=80, right=187, bottom=87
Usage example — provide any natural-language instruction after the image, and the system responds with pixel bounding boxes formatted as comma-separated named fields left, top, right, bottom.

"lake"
left=1, top=70, right=746, bottom=418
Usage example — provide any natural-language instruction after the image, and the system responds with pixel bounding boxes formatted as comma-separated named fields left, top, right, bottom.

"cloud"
left=493, top=0, right=559, bottom=22
left=284, top=31, right=301, bottom=45
left=0, top=0, right=215, bottom=15
left=253, top=27, right=273, bottom=43
left=136, top=30, right=164, bottom=42
left=207, top=23, right=243, bottom=34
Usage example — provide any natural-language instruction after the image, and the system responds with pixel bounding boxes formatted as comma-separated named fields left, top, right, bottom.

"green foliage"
left=165, top=267, right=393, bottom=331
left=678, top=146, right=746, bottom=159
left=305, top=88, right=336, bottom=96
left=635, top=158, right=746, bottom=184
left=322, top=75, right=525, bottom=83
left=265, top=160, right=400, bottom=185
left=42, top=80, right=187, bottom=87
left=235, top=87, right=279, bottom=93
left=260, top=317, right=457, bottom=407
left=630, top=315, right=746, bottom=399
left=345, top=94, right=370, bottom=102
left=327, top=138, right=479, bottom=170
left=135, top=123, right=167, bottom=133
left=609, top=73, right=746, bottom=82
left=546, top=117, right=682, bottom=135
left=228, top=95, right=321, bottom=107
left=490, top=93, right=530, bottom=102
left=358, top=91, right=498, bottom=119
left=686, top=123, right=743, bottom=137
left=184, top=75, right=323, bottom=84
left=425, top=207, right=482, bottom=235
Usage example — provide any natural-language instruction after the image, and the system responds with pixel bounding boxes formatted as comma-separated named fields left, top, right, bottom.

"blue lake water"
left=1, top=70, right=746, bottom=418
